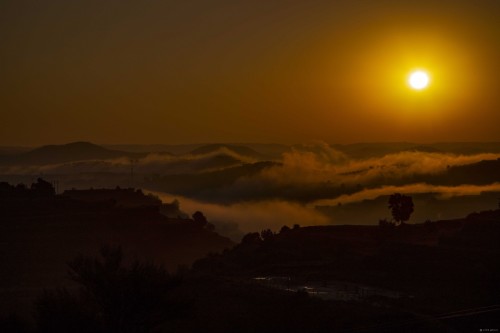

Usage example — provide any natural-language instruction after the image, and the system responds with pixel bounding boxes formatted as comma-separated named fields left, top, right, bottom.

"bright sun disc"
left=408, top=70, right=429, bottom=90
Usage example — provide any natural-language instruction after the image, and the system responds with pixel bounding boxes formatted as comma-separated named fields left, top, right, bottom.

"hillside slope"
left=0, top=182, right=233, bottom=318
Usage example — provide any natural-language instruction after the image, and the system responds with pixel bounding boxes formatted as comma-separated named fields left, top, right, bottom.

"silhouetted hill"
left=194, top=209, right=500, bottom=318
left=189, top=144, right=267, bottom=160
left=404, top=145, right=443, bottom=153
left=332, top=142, right=420, bottom=158
left=106, top=144, right=204, bottom=155
left=327, top=156, right=500, bottom=189
left=105, top=143, right=291, bottom=158
left=191, top=153, right=243, bottom=170
left=101, top=142, right=500, bottom=159
left=103, top=144, right=176, bottom=154
left=146, top=156, right=500, bottom=205
left=0, top=146, right=32, bottom=155
left=240, top=143, right=291, bottom=159
left=431, top=142, right=500, bottom=155
left=0, top=182, right=233, bottom=319
left=413, top=158, right=500, bottom=185
left=144, top=161, right=280, bottom=202
left=318, top=192, right=500, bottom=226
left=2, top=180, right=499, bottom=331
left=0, top=142, right=145, bottom=165
left=332, top=142, right=500, bottom=158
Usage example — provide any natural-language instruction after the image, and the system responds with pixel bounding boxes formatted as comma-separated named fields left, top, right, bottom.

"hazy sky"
left=1, top=0, right=499, bottom=145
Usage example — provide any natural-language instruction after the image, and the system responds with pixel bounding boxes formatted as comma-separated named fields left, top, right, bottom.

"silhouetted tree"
left=0, top=182, right=14, bottom=198
left=260, top=229, right=274, bottom=241
left=170, top=199, right=180, bottom=211
left=15, top=183, right=27, bottom=192
left=241, top=232, right=262, bottom=245
left=280, top=225, right=291, bottom=234
left=160, top=199, right=188, bottom=218
left=31, top=178, right=55, bottom=197
left=192, top=211, right=208, bottom=228
left=388, top=193, right=414, bottom=225
left=1, top=180, right=56, bottom=199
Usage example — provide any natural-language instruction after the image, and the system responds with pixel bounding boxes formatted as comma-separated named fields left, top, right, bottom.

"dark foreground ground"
left=1, top=180, right=499, bottom=332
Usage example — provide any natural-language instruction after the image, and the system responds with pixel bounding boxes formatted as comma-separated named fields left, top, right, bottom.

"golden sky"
left=1, top=0, right=499, bottom=145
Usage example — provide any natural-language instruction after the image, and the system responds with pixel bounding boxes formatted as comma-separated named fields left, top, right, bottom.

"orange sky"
left=1, top=0, right=499, bottom=145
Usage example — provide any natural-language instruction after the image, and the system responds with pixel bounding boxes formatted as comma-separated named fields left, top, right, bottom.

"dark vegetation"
left=0, top=180, right=232, bottom=322
left=4, top=247, right=444, bottom=333
left=36, top=246, right=189, bottom=333
left=1, top=179, right=500, bottom=332
left=388, top=193, right=414, bottom=225
left=195, top=209, right=500, bottom=294
left=191, top=204, right=500, bottom=331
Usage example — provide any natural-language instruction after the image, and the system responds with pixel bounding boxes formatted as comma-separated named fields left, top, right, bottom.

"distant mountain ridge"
left=333, top=142, right=500, bottom=158
left=2, top=141, right=500, bottom=169
left=105, top=143, right=290, bottom=158
left=0, top=142, right=146, bottom=165
left=189, top=144, right=268, bottom=160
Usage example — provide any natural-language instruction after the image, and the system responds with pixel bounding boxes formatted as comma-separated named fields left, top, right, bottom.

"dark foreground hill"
left=193, top=210, right=500, bottom=330
left=0, top=180, right=233, bottom=320
left=2, top=181, right=499, bottom=332
left=4, top=209, right=499, bottom=333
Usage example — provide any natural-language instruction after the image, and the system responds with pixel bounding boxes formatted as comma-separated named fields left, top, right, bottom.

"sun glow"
left=408, top=70, right=430, bottom=90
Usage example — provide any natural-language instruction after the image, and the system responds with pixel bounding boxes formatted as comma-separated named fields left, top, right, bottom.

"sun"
left=408, top=70, right=430, bottom=90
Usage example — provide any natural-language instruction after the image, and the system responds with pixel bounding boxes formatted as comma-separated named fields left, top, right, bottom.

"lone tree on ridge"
left=388, top=193, right=414, bottom=225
